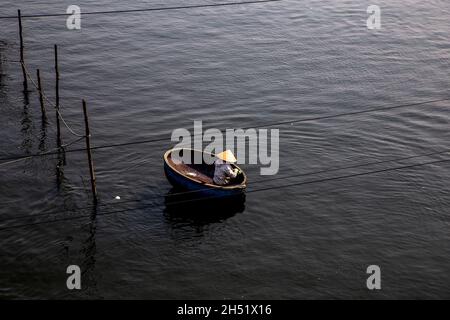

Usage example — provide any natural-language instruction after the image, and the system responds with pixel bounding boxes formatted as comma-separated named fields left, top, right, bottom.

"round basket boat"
left=163, top=148, right=247, bottom=197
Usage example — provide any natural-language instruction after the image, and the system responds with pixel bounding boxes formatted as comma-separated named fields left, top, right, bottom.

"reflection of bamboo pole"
left=36, top=69, right=46, bottom=120
left=54, top=44, right=62, bottom=148
left=82, top=100, right=98, bottom=203
left=18, top=10, right=28, bottom=92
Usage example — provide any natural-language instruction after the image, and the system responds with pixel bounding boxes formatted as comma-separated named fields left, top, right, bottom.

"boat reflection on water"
left=163, top=187, right=246, bottom=227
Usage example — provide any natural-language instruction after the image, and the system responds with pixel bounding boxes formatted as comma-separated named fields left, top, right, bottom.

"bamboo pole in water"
left=36, top=69, right=46, bottom=120
left=82, top=99, right=98, bottom=203
left=18, top=9, right=28, bottom=92
left=54, top=45, right=65, bottom=185
left=54, top=44, right=62, bottom=147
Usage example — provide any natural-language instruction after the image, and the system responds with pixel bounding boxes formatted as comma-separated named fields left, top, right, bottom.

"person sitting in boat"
left=213, top=150, right=239, bottom=186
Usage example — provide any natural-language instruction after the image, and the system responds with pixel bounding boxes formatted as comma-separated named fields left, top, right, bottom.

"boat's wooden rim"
left=164, top=148, right=247, bottom=190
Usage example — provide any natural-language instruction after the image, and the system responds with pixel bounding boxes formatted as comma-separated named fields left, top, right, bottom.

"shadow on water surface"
left=79, top=205, right=99, bottom=298
left=163, top=188, right=246, bottom=229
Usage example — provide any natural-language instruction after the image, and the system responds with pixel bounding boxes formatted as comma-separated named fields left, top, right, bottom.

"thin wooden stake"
left=54, top=44, right=62, bottom=147
left=18, top=9, right=28, bottom=92
left=36, top=69, right=46, bottom=119
left=82, top=99, right=98, bottom=203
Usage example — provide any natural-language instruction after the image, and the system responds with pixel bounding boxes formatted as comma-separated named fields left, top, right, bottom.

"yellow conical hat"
left=216, top=150, right=237, bottom=163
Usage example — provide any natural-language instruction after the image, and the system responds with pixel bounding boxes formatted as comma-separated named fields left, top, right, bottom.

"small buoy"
left=115, top=196, right=121, bottom=200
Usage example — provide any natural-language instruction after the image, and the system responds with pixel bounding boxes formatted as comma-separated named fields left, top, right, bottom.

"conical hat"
left=216, top=150, right=237, bottom=163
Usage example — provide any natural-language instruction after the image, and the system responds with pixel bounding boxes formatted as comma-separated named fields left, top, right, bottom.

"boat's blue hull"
left=164, top=161, right=245, bottom=198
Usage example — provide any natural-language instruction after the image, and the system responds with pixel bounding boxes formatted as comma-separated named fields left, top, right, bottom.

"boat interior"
left=166, top=149, right=246, bottom=186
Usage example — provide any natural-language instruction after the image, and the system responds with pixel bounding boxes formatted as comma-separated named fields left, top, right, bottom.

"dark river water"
left=1, top=0, right=450, bottom=299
